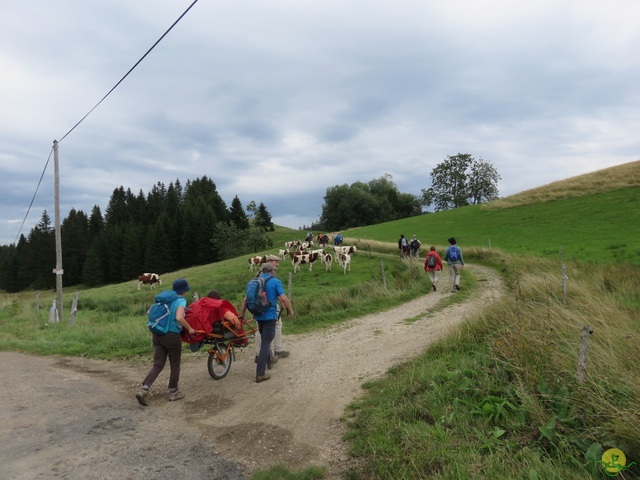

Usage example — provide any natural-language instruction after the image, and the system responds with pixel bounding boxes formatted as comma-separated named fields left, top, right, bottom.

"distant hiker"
left=398, top=234, right=408, bottom=258
left=444, top=237, right=465, bottom=292
left=136, top=278, right=195, bottom=406
left=409, top=235, right=422, bottom=258
left=424, top=246, right=443, bottom=292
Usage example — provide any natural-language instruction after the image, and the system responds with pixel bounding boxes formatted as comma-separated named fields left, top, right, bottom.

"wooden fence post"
left=577, top=325, right=592, bottom=383
left=288, top=272, right=293, bottom=299
left=35, top=291, right=40, bottom=314
left=381, top=259, right=387, bottom=291
left=562, top=265, right=569, bottom=304
left=68, top=292, right=80, bottom=325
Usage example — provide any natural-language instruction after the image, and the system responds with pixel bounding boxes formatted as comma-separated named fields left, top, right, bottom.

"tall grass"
left=344, top=253, right=640, bottom=479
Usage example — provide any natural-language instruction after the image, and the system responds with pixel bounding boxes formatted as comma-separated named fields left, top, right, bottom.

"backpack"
left=448, top=246, right=460, bottom=262
left=147, top=293, right=178, bottom=335
left=410, top=239, right=419, bottom=250
left=245, top=275, right=274, bottom=316
left=427, top=254, right=437, bottom=268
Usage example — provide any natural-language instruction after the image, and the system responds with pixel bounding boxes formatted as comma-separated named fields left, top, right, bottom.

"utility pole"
left=53, top=140, right=64, bottom=320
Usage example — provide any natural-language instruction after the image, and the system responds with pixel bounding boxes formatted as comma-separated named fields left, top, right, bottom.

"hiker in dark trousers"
left=241, top=262, right=294, bottom=383
left=443, top=237, right=465, bottom=292
left=136, top=278, right=195, bottom=406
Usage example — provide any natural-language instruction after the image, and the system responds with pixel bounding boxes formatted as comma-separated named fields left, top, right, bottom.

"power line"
left=13, top=0, right=200, bottom=244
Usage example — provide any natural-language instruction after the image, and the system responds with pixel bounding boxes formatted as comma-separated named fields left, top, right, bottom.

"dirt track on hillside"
left=0, top=264, right=503, bottom=480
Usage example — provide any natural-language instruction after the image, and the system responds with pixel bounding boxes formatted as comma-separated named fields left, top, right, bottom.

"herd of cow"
left=249, top=240, right=357, bottom=274
left=135, top=240, right=357, bottom=290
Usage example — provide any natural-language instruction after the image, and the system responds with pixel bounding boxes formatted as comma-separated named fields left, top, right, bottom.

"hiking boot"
left=455, top=284, right=461, bottom=291
left=255, top=374, right=271, bottom=383
left=267, top=355, right=279, bottom=369
left=275, top=350, right=290, bottom=358
left=432, top=284, right=437, bottom=292
left=168, top=389, right=185, bottom=401
left=136, top=387, right=150, bottom=406
left=255, top=355, right=258, bottom=363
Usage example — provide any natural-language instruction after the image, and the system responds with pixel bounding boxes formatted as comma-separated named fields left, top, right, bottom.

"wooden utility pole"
left=53, top=140, right=64, bottom=320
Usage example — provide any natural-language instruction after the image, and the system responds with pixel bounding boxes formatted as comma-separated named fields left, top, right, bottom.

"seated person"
left=182, top=290, right=248, bottom=347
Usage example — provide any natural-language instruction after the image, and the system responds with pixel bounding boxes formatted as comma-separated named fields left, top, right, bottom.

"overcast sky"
left=1, top=0, right=639, bottom=246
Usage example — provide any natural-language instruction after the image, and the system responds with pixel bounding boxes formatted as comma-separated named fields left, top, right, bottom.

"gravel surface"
left=0, top=264, right=503, bottom=479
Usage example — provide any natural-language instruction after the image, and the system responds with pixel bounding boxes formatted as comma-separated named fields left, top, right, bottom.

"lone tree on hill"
left=422, top=153, right=501, bottom=211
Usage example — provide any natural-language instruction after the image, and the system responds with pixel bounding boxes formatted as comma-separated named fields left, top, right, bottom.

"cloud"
left=0, top=0, right=638, bottom=245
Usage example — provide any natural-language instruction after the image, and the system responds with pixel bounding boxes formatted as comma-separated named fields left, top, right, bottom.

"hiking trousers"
left=256, top=320, right=276, bottom=377
left=448, top=263, right=462, bottom=291
left=143, top=332, right=182, bottom=390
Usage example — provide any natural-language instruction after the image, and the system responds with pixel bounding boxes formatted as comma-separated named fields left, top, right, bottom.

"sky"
left=1, top=0, right=639, bottom=246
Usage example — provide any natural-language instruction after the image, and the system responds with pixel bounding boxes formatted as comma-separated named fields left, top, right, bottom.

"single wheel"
left=207, top=343, right=232, bottom=380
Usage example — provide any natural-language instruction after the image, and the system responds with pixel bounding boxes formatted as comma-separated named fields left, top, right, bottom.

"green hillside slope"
left=345, top=183, right=639, bottom=265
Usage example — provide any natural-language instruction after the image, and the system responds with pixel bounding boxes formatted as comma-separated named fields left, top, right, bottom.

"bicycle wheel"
left=207, top=343, right=232, bottom=380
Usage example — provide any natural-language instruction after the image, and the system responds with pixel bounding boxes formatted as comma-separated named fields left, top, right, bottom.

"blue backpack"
left=147, top=291, right=179, bottom=335
left=245, top=275, right=274, bottom=316
left=448, top=246, right=460, bottom=262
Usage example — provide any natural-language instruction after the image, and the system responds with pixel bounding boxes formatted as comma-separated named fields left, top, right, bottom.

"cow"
left=310, top=248, right=326, bottom=263
left=137, top=273, right=162, bottom=290
left=333, top=245, right=357, bottom=262
left=324, top=253, right=333, bottom=271
left=339, top=254, right=351, bottom=274
left=291, top=252, right=319, bottom=273
left=248, top=256, right=267, bottom=272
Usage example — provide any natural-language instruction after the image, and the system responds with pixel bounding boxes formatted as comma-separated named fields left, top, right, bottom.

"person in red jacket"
left=423, top=246, right=443, bottom=292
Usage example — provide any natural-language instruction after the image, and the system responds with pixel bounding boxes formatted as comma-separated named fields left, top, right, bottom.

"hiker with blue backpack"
left=444, top=237, right=465, bottom=292
left=240, top=259, right=294, bottom=383
left=136, top=278, right=195, bottom=406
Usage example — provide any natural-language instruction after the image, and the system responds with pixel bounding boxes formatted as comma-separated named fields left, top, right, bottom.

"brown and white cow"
left=333, top=245, right=357, bottom=262
left=248, top=256, right=267, bottom=272
left=137, top=273, right=162, bottom=290
left=291, top=252, right=319, bottom=273
left=324, top=253, right=333, bottom=271
left=339, top=253, right=351, bottom=274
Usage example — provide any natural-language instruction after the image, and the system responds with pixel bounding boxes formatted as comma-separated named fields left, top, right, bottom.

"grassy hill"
left=343, top=160, right=640, bottom=266
left=1, top=160, right=639, bottom=479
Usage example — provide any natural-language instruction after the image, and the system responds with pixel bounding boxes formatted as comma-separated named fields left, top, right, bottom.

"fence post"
left=35, top=291, right=40, bottom=314
left=577, top=325, right=592, bottom=383
left=562, top=265, right=569, bottom=304
left=68, top=292, right=80, bottom=325
left=193, top=291, right=200, bottom=301
left=49, top=300, right=59, bottom=323
left=381, top=259, right=387, bottom=291
left=288, top=272, right=293, bottom=299
left=488, top=238, right=492, bottom=250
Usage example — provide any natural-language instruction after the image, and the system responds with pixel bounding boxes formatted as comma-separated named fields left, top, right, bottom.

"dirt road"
left=0, top=264, right=503, bottom=479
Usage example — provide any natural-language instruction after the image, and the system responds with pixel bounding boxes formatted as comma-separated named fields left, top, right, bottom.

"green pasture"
left=345, top=187, right=640, bottom=265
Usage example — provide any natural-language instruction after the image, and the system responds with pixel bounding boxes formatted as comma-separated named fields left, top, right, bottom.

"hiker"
left=247, top=256, right=291, bottom=363
left=424, top=246, right=443, bottom=292
left=398, top=234, right=408, bottom=258
left=241, top=257, right=294, bottom=383
left=409, top=235, right=422, bottom=258
left=136, top=278, right=195, bottom=406
left=444, top=237, right=465, bottom=292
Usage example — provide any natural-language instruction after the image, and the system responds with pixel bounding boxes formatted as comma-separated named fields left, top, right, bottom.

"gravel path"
left=0, top=264, right=503, bottom=479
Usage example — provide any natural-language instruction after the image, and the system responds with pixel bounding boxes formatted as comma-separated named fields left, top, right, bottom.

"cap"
left=261, top=263, right=276, bottom=272
left=172, top=278, right=190, bottom=294
left=265, top=255, right=280, bottom=262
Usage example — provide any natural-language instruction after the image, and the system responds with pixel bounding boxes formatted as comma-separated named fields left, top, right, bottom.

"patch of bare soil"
left=0, top=264, right=503, bottom=480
